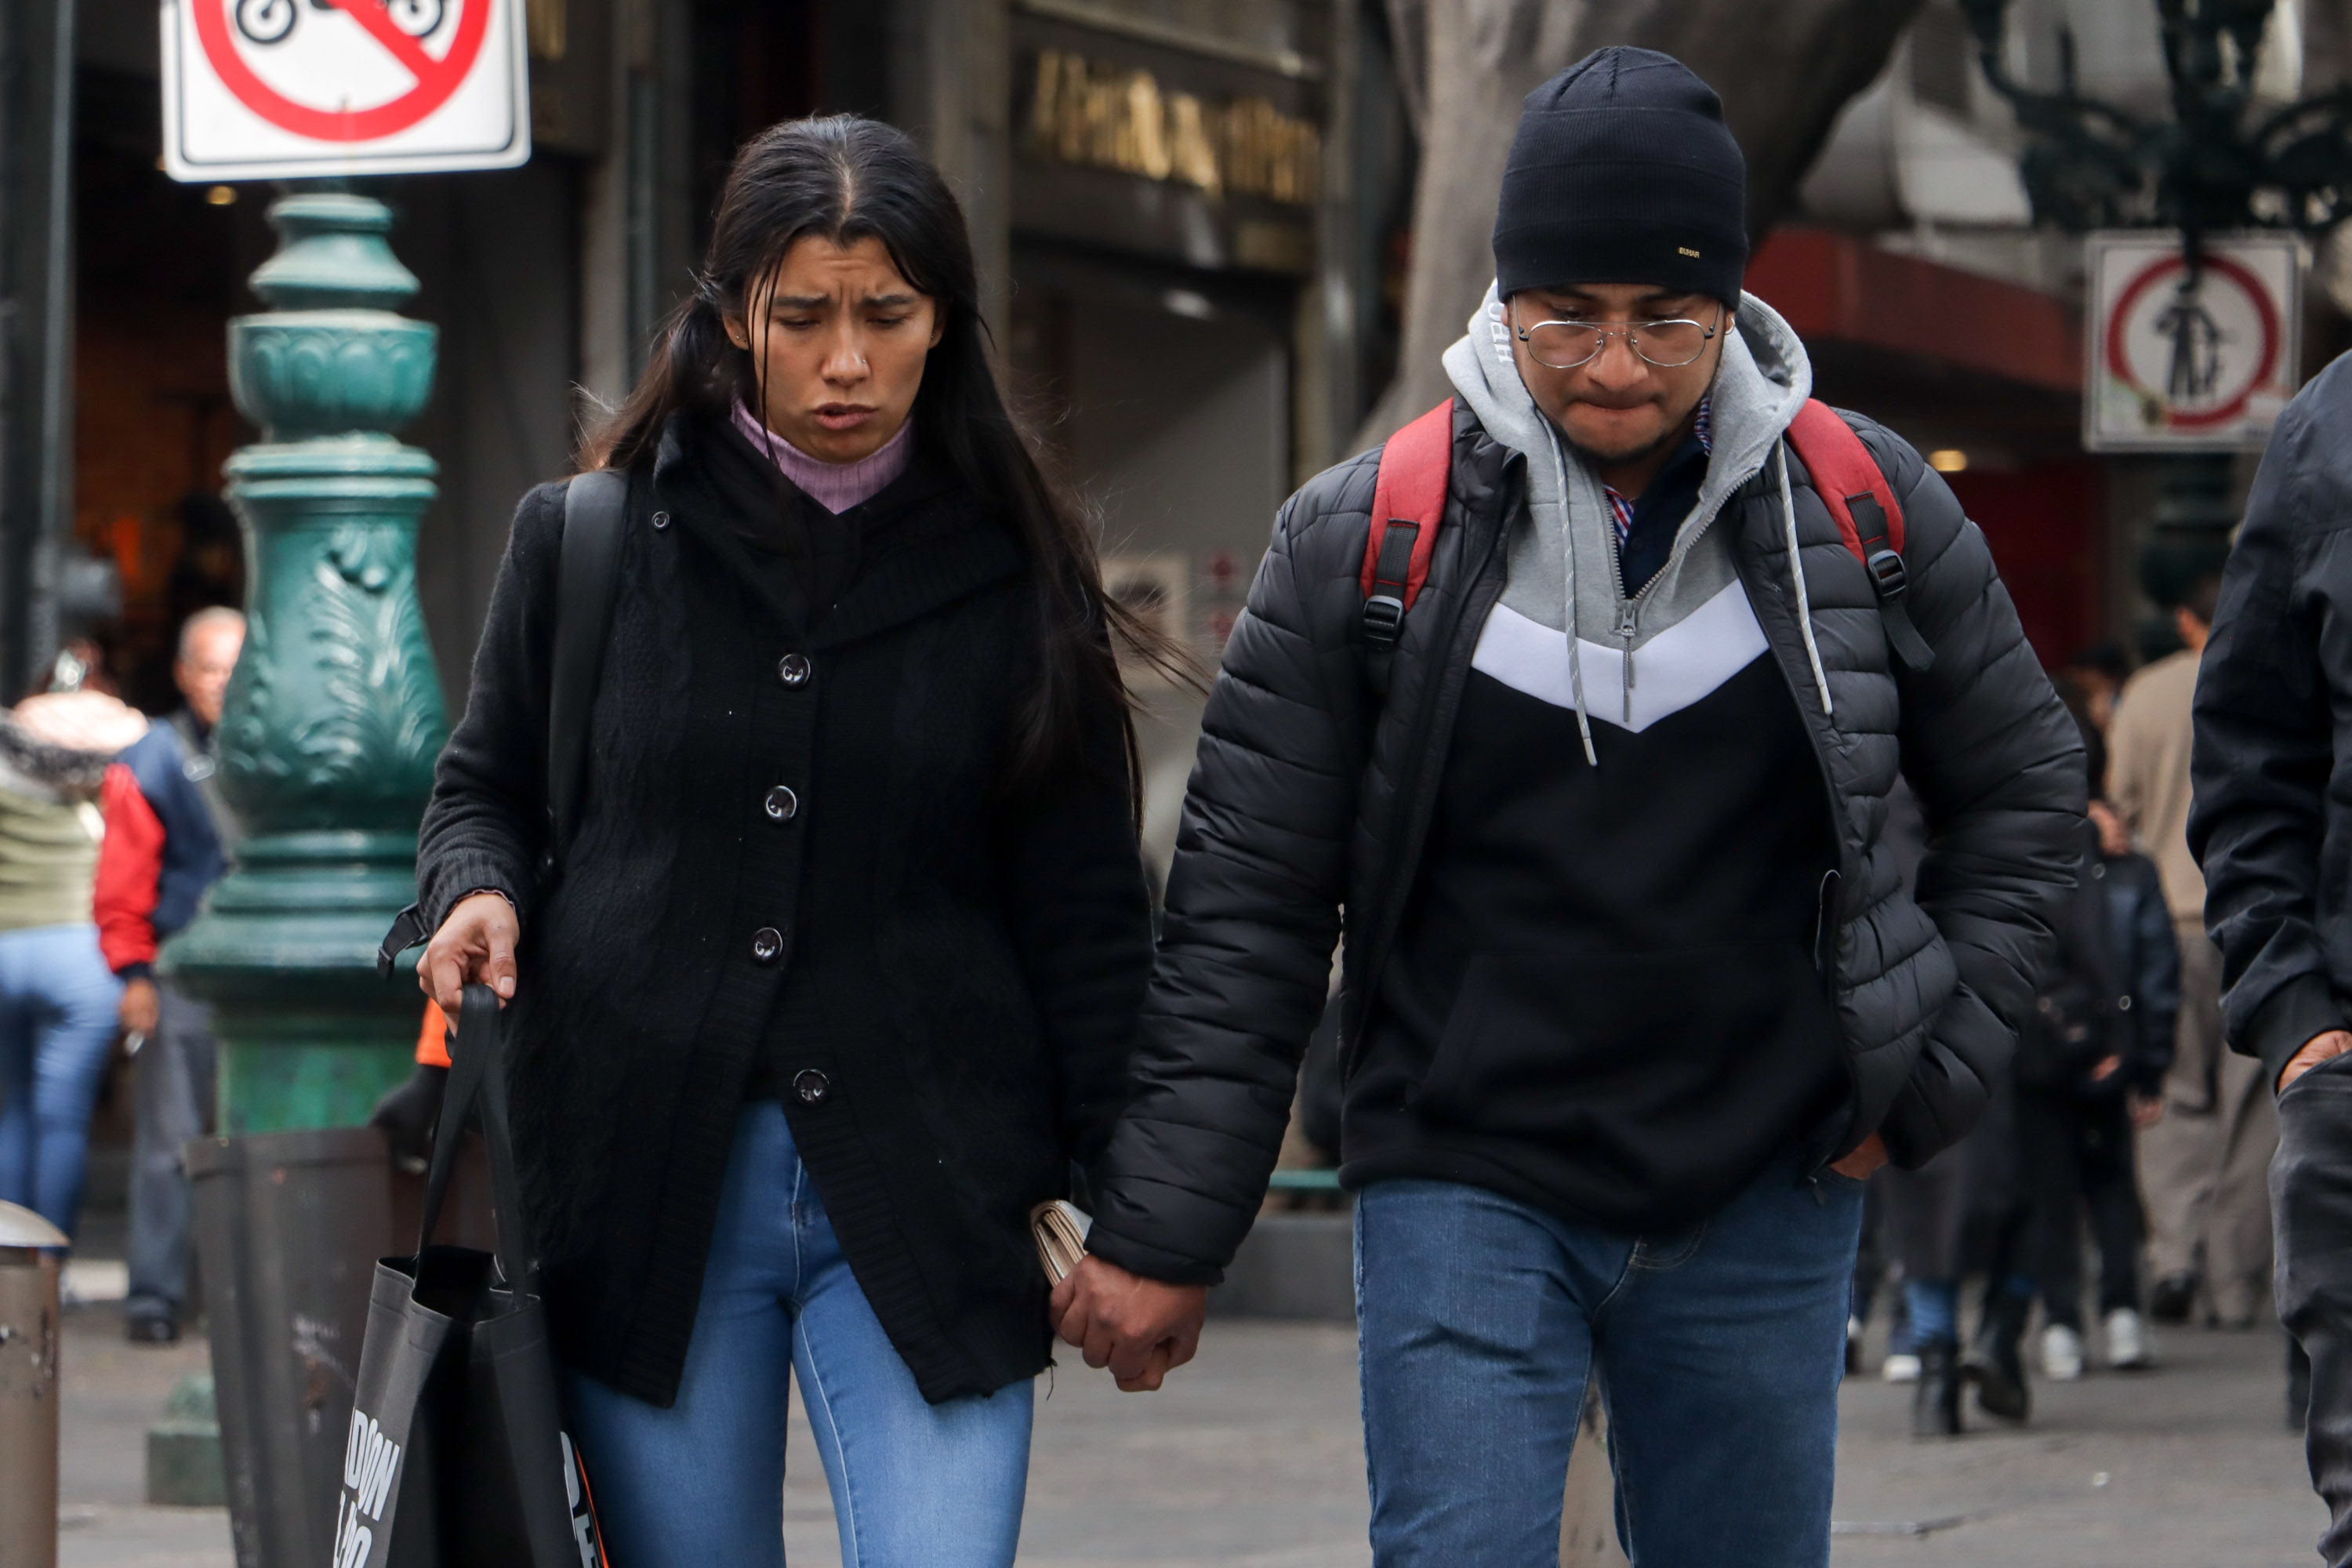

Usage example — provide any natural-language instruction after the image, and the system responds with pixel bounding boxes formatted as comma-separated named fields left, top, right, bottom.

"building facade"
left=14, top=0, right=1410, bottom=874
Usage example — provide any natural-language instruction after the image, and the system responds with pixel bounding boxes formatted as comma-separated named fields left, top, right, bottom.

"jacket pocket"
left=1413, top=942, right=1838, bottom=1145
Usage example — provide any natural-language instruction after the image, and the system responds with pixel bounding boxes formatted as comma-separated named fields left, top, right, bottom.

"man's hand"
left=419, top=891, right=519, bottom=1016
left=2281, top=1029, right=2352, bottom=1094
left=1049, top=1254, right=1207, bottom=1392
left=1831, top=1132, right=1888, bottom=1181
left=2129, top=1091, right=2165, bottom=1129
left=119, top=977, right=160, bottom=1037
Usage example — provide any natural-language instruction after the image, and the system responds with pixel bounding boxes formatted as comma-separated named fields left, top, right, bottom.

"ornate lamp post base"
left=164, top=190, right=452, bottom=1566
left=163, top=195, right=448, bottom=1133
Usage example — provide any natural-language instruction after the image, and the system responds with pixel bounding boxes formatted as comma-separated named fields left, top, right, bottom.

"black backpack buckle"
left=1864, top=547, right=1909, bottom=601
left=1362, top=593, right=1406, bottom=648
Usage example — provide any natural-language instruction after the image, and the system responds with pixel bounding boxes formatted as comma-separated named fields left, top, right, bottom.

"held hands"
left=419, top=891, right=519, bottom=1016
left=2281, top=1030, right=2352, bottom=1095
left=1050, top=1254, right=1207, bottom=1393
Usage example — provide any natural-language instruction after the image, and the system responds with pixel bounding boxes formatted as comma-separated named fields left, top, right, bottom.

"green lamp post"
left=164, top=188, right=448, bottom=1133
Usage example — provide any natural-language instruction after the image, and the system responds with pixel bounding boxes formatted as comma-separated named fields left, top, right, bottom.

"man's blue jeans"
left=1355, top=1152, right=1863, bottom=1567
left=0, top=924, right=125, bottom=1239
left=563, top=1102, right=1033, bottom=1568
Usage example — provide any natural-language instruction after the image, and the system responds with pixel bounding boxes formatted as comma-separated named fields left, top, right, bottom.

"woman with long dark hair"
left=412, top=115, right=1171, bottom=1566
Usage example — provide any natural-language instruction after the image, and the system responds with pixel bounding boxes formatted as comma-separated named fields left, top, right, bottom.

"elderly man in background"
left=95, top=607, right=244, bottom=1344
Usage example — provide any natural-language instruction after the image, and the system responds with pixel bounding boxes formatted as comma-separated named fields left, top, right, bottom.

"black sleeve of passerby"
left=1083, top=472, right=1368, bottom=1283
left=2187, top=375, right=2352, bottom=1090
left=2129, top=858, right=2180, bottom=1091
left=416, top=482, right=567, bottom=931
left=996, top=672, right=1155, bottom=1174
left=1862, top=429, right=2086, bottom=1165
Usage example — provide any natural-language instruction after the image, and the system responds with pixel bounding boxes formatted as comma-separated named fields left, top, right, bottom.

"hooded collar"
left=1442, top=285, right=1822, bottom=762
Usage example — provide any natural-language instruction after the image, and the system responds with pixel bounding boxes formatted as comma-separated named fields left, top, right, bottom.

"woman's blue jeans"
left=1355, top=1152, right=1863, bottom=1567
left=563, top=1101, right=1033, bottom=1568
left=0, top=923, right=125, bottom=1239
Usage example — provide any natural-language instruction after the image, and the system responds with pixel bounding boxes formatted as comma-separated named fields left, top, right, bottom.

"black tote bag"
left=335, top=985, right=607, bottom=1568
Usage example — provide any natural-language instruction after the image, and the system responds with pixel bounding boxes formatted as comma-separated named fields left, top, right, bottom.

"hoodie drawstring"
left=1777, top=440, right=1834, bottom=717
left=1546, top=426, right=1600, bottom=766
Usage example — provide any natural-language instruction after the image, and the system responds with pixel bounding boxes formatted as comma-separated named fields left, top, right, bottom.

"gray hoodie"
left=1443, top=284, right=1835, bottom=761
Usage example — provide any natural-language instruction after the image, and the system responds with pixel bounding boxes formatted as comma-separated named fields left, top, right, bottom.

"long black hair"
left=582, top=114, right=1190, bottom=805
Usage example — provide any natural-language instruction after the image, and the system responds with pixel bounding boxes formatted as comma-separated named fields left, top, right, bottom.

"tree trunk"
left=1359, top=0, right=1925, bottom=447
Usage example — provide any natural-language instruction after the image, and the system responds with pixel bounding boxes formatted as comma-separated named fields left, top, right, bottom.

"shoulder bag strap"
left=545, top=469, right=630, bottom=878
left=380, top=471, right=630, bottom=975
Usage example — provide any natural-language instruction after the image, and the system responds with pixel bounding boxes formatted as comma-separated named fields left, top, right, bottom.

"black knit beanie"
left=1492, top=48, right=1748, bottom=305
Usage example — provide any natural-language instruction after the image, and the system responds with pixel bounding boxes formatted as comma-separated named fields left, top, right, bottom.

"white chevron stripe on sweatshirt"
left=1469, top=577, right=1771, bottom=734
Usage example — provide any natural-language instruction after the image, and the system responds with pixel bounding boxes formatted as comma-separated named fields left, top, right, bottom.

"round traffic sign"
left=190, top=0, right=492, bottom=143
left=2101, top=252, right=2282, bottom=432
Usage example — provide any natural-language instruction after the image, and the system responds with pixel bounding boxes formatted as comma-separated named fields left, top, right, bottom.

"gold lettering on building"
left=1025, top=49, right=1320, bottom=207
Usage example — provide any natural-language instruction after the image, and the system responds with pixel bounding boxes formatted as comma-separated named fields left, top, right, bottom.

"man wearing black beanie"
left=1058, top=47, right=2082, bottom=1565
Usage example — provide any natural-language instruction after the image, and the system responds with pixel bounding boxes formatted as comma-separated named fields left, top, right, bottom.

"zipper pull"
left=1615, top=602, right=1639, bottom=724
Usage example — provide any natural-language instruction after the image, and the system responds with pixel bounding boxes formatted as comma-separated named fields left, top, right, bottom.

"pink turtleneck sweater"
left=731, top=402, right=915, bottom=514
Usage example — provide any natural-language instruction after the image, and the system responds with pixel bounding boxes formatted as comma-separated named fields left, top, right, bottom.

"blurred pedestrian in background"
left=0, top=672, right=146, bottom=1247
left=93, top=607, right=244, bottom=1343
left=2059, top=641, right=2132, bottom=735
left=2114, top=575, right=2275, bottom=1328
left=2023, top=709, right=2173, bottom=1381
left=2187, top=351, right=2352, bottom=1566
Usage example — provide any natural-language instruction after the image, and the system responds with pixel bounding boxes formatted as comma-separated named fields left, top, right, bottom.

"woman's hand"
left=419, top=891, right=519, bottom=1015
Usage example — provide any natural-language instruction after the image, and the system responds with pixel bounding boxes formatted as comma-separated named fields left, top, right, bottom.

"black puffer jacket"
left=1085, top=401, right=2083, bottom=1283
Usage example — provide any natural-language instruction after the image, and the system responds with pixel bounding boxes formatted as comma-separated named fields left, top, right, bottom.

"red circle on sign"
left=2102, top=252, right=2281, bottom=431
left=191, top=0, right=492, bottom=143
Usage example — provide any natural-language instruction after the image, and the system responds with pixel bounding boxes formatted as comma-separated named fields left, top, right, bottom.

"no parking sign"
left=162, top=0, right=530, bottom=181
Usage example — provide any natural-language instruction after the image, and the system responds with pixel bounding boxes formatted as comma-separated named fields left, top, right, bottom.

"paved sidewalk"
left=53, top=1301, right=2325, bottom=1566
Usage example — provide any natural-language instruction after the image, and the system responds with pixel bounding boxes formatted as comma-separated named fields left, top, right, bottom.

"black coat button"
left=750, top=927, right=783, bottom=964
left=793, top=1069, right=830, bottom=1105
left=778, top=653, right=812, bottom=687
left=651, top=510, right=671, bottom=531
left=764, top=785, right=799, bottom=822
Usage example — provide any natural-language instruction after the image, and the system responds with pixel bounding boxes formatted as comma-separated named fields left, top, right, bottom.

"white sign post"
left=161, top=0, right=529, bottom=182
left=2084, top=230, right=2299, bottom=452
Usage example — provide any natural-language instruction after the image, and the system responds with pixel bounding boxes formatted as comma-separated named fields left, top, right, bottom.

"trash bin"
left=0, top=1200, right=67, bottom=1568
left=190, top=1127, right=394, bottom=1568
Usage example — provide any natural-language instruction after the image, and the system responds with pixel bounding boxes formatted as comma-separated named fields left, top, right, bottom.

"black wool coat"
left=416, top=414, right=1152, bottom=1406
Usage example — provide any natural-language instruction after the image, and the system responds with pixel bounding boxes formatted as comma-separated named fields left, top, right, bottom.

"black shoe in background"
left=2149, top=1272, right=2198, bottom=1325
left=2290, top=1337, right=2314, bottom=1432
left=125, top=1314, right=179, bottom=1345
left=1967, top=1295, right=2032, bottom=1422
left=1913, top=1344, right=1963, bottom=1438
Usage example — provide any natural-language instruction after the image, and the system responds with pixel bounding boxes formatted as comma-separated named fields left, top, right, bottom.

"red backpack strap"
left=1784, top=399, right=1935, bottom=673
left=1359, top=400, right=1455, bottom=650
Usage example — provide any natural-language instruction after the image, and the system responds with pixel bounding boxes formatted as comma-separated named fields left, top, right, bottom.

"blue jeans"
left=1355, top=1153, right=1863, bottom=1567
left=564, top=1102, right=1033, bottom=1568
left=0, top=924, right=125, bottom=1239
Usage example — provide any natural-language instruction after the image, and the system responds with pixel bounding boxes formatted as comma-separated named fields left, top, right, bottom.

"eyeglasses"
left=1512, top=305, right=1724, bottom=371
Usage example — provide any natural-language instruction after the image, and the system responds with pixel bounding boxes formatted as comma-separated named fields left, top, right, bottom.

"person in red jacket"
left=93, top=607, right=241, bottom=1343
